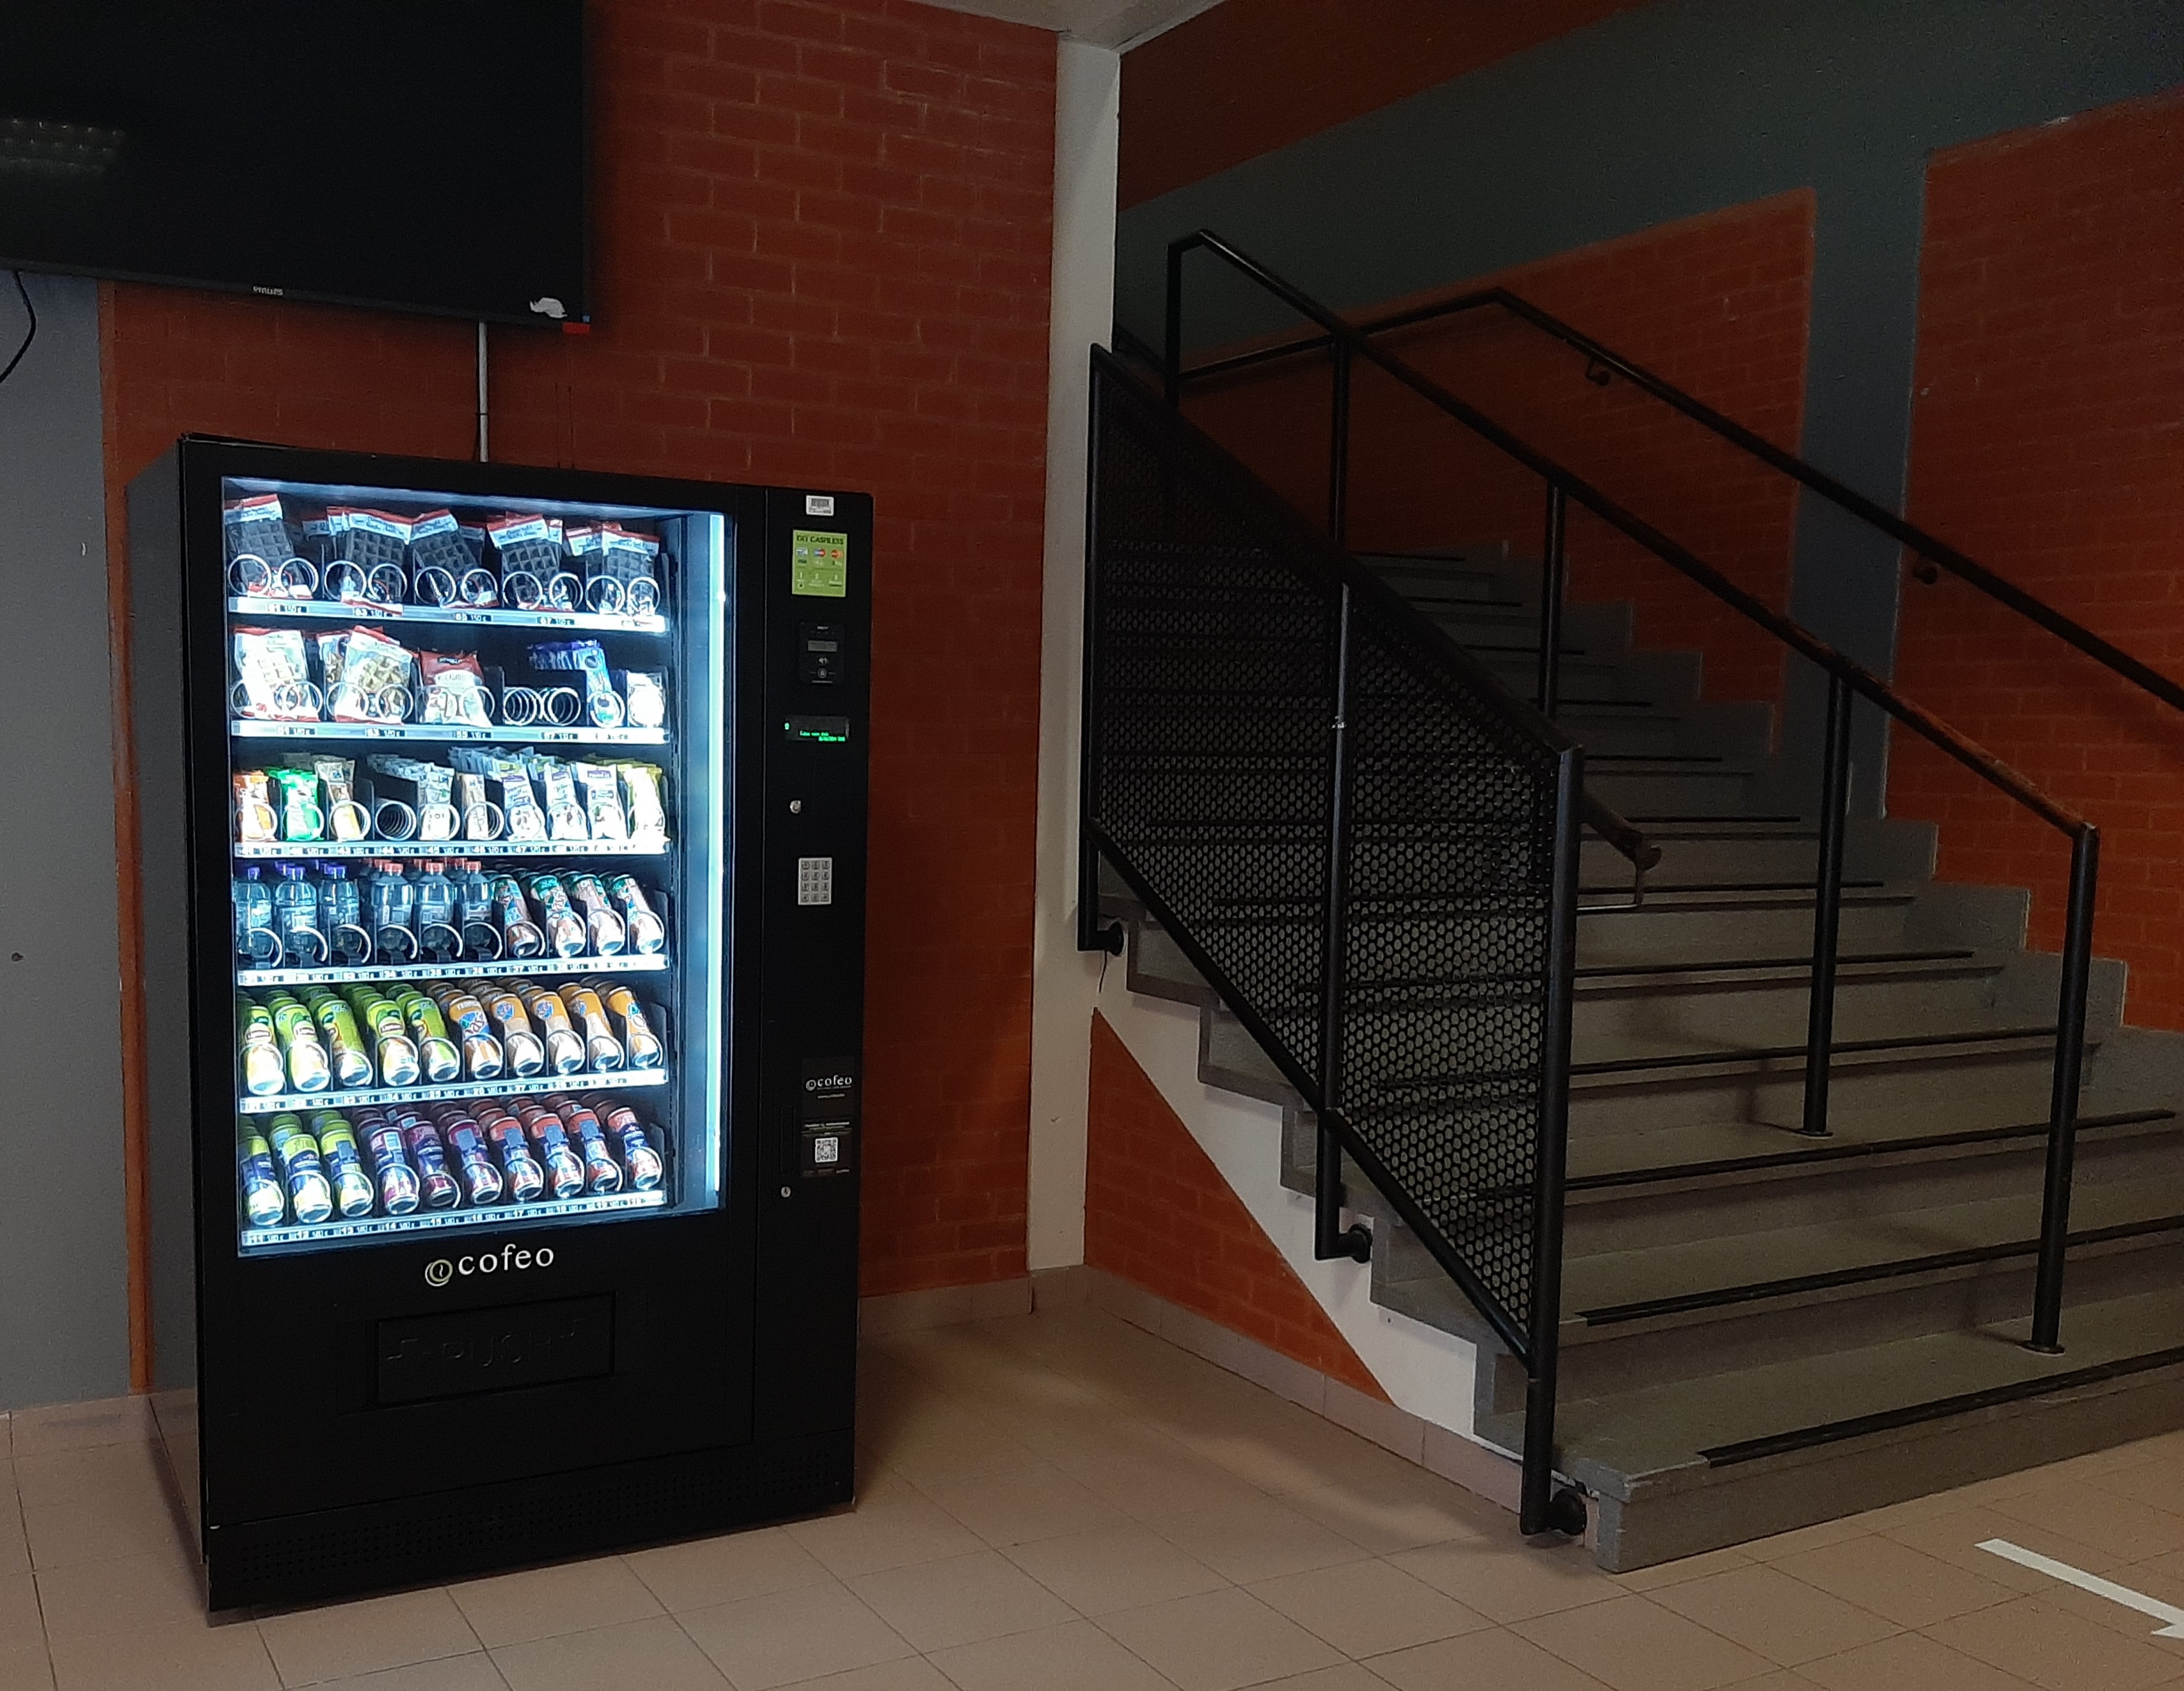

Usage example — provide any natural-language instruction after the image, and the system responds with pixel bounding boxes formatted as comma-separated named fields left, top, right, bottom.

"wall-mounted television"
left=0, top=1, right=588, bottom=328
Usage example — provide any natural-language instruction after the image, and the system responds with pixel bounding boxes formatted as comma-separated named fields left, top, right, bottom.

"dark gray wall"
left=0, top=274, right=132, bottom=1409
left=1117, top=0, right=2184, bottom=806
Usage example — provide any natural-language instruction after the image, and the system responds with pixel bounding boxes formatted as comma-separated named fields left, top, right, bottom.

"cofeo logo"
left=424, top=1244, right=556, bottom=1288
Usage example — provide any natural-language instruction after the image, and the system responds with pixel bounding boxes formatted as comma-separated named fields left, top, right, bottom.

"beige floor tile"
left=1738, top=1517, right=1869, bottom=1562
left=257, top=1588, right=481, bottom=1686
left=1985, top=1486, right=2184, bottom=1564
left=785, top=1480, right=987, bottom=1579
left=679, top=1578, right=913, bottom=1690
left=1171, top=1411, right=1429, bottom=1500
left=0, top=1577, right=37, bottom=1657
left=1645, top=1562, right=1899, bottom=1666
left=14, top=1444, right=183, bottom=1572
left=1773, top=1532, right=2016, bottom=1629
left=0, top=1490, right=27, bottom=1581
left=1367, top=1626, right=1617, bottom=1691
left=35, top=1541, right=211, bottom=1638
left=1096, top=1587, right=1342, bottom=1691
left=491, top=1615, right=725, bottom=1690
left=778, top=1659, right=959, bottom=1690
left=8, top=1398, right=152, bottom=1459
left=1795, top=1629, right=2041, bottom=1691
left=1237, top=1670, right=1389, bottom=1691
left=1882, top=1506, right=2131, bottom=1591
left=46, top=1617, right=279, bottom=1691
left=1249, top=1557, right=1490, bottom=1657
left=1927, top=1593, right=2184, bottom=1691
left=859, top=1402, right=1038, bottom=1491
left=1283, top=1474, right=1497, bottom=1557
left=448, top=1555, right=662, bottom=1647
left=0, top=1643, right=50, bottom=1691
left=918, top=1455, right=1129, bottom=1548
left=1003, top=1523, right=1228, bottom=1616
left=1153, top=1493, right=1371, bottom=1585
left=311, top=1657, right=510, bottom=1691
left=623, top=1526, right=832, bottom=1612
left=1603, top=1548, right=1755, bottom=1595
left=847, top=1548, right=1077, bottom=1652
left=926, top=1616, right=1176, bottom=1690
left=1512, top=1594, right=1775, bottom=1691
left=1393, top=1536, right=1623, bottom=1623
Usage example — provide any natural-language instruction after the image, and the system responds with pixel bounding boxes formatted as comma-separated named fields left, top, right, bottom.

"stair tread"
left=1561, top=1165, right=2184, bottom=1325
left=1507, top=1283, right=2184, bottom=1498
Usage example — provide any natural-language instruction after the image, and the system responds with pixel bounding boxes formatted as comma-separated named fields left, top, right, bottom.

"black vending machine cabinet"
left=126, top=440, right=870, bottom=1609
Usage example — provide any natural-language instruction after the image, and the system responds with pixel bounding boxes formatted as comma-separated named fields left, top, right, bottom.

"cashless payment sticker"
left=792, top=529, right=849, bottom=598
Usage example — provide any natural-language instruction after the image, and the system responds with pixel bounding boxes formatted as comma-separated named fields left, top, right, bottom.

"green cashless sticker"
left=791, top=529, right=849, bottom=597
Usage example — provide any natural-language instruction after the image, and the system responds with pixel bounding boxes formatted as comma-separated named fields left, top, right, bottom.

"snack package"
left=231, top=627, right=319, bottom=720
left=522, top=753, right=590, bottom=841
left=574, top=763, right=628, bottom=840
left=233, top=771, right=278, bottom=843
left=601, top=524, right=662, bottom=616
left=618, top=671, right=667, bottom=730
left=309, top=756, right=371, bottom=841
left=453, top=748, right=548, bottom=840
left=325, top=626, right=415, bottom=723
left=223, top=495, right=294, bottom=572
left=326, top=508, right=412, bottom=574
left=528, top=640, right=625, bottom=727
left=486, top=514, right=562, bottom=607
left=618, top=764, right=668, bottom=846
left=270, top=768, right=325, bottom=842
left=419, top=652, right=494, bottom=727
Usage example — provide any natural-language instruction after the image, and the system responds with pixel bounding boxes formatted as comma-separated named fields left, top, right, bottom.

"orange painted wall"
left=104, top=0, right=1055, bottom=1299
left=1086, top=1014, right=1388, bottom=1399
left=1182, top=191, right=1815, bottom=707
left=1891, top=91, right=2184, bottom=1029
left=1118, top=0, right=1646, bottom=209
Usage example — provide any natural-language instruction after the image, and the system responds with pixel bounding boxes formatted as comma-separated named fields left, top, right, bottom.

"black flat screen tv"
left=0, top=1, right=588, bottom=327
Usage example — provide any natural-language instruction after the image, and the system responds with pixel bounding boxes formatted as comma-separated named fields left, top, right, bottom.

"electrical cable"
left=0, top=272, right=35, bottom=388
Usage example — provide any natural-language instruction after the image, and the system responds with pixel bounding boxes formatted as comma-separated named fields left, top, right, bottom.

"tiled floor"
left=6, top=1305, right=2184, bottom=1689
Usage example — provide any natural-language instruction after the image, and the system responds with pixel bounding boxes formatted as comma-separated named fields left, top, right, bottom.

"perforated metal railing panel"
left=1086, top=354, right=1566, bottom=1355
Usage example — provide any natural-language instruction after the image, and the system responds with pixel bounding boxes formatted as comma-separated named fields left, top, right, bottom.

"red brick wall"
left=104, top=0, right=1055, bottom=1297
left=1184, top=192, right=1814, bottom=707
left=1119, top=0, right=1645, bottom=208
left=1086, top=1014, right=1388, bottom=1399
left=1890, top=91, right=2184, bottom=1029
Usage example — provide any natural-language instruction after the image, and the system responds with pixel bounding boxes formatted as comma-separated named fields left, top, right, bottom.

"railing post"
left=1521, top=747, right=1586, bottom=1539
left=2028, top=826, right=2100, bottom=1354
left=1077, top=357, right=1123, bottom=956
left=1328, top=342, right=1352, bottom=545
left=1163, top=242, right=1185, bottom=410
left=1315, top=583, right=1371, bottom=1264
left=1801, top=671, right=1853, bottom=1137
left=1537, top=486, right=1567, bottom=717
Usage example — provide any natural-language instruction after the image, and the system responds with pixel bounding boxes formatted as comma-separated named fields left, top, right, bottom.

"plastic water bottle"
left=415, top=860, right=462, bottom=962
left=457, top=860, right=501, bottom=960
left=233, top=867, right=279, bottom=966
left=273, top=863, right=328, bottom=967
left=320, top=864, right=370, bottom=966
left=368, top=860, right=419, bottom=964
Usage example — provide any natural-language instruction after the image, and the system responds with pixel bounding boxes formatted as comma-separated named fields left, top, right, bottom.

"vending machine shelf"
left=239, top=1186, right=671, bottom=1250
left=232, top=722, right=670, bottom=746
left=238, top=1068, right=668, bottom=1115
left=237, top=955, right=670, bottom=988
left=233, top=839, right=669, bottom=861
left=226, top=595, right=671, bottom=637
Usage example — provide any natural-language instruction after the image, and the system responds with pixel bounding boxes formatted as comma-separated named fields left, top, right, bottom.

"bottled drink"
left=588, top=981, right=665, bottom=1069
left=551, top=1095, right=623, bottom=1194
left=594, top=1100, right=664, bottom=1191
left=567, top=874, right=626, bottom=956
left=265, top=1114, right=334, bottom=1224
left=398, top=1111, right=462, bottom=1210
left=481, top=985, right=552, bottom=1075
left=266, top=992, right=331, bottom=1092
left=395, top=989, right=462, bottom=1082
left=354, top=1107, right=420, bottom=1215
left=517, top=1100, right=587, bottom=1199
left=513, top=983, right=583, bottom=1074
left=233, top=867, right=279, bottom=967
left=490, top=876, right=545, bottom=959
left=320, top=864, right=370, bottom=966
left=606, top=874, right=667, bottom=954
left=305, top=989, right=375, bottom=1089
left=237, top=996, right=287, bottom=1096
left=308, top=1110, right=377, bottom=1217
left=368, top=860, right=418, bottom=964
left=478, top=1103, right=546, bottom=1203
left=431, top=986, right=505, bottom=1079
left=524, top=874, right=588, bottom=959
left=237, top=1122, right=286, bottom=1227
left=456, top=860, right=502, bottom=960
left=346, top=987, right=421, bottom=1087
left=273, top=863, right=328, bottom=968
left=558, top=983, right=624, bottom=1071
left=415, top=860, right=462, bottom=962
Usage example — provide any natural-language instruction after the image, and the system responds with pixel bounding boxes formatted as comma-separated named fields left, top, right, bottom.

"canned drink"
left=346, top=988, right=421, bottom=1087
left=266, top=1114, right=334, bottom=1224
left=556, top=983, right=624, bottom=1071
left=268, top=995, right=332, bottom=1093
left=524, top=874, right=588, bottom=960
left=567, top=874, right=627, bottom=956
left=594, top=1101, right=664, bottom=1191
left=587, top=981, right=665, bottom=1069
left=514, top=984, right=585, bottom=1074
left=491, top=875, right=546, bottom=959
left=517, top=1099, right=588, bottom=1199
left=550, top=1096, right=623, bottom=1194
left=237, top=1122, right=286, bottom=1228
left=396, top=990, right=463, bottom=1083
left=479, top=985, right=550, bottom=1076
left=606, top=875, right=668, bottom=954
left=355, top=1107, right=420, bottom=1215
left=308, top=1111, right=377, bottom=1218
left=478, top=1104, right=547, bottom=1203
left=436, top=1110, right=506, bottom=1206
left=237, top=997, right=287, bottom=1096
left=400, top=1111, right=463, bottom=1210
left=430, top=986, right=505, bottom=1080
left=307, top=992, right=377, bottom=1090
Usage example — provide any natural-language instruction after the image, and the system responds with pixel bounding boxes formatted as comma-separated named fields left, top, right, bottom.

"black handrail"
left=1160, top=228, right=2101, bottom=1490
left=1178, top=282, right=2184, bottom=720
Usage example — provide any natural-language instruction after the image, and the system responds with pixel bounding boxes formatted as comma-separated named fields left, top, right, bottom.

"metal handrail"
left=1178, top=280, right=2184, bottom=720
left=1158, top=227, right=2102, bottom=1527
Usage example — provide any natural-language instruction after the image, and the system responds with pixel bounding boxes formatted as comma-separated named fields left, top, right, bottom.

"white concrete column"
left=1026, top=37, right=1121, bottom=1272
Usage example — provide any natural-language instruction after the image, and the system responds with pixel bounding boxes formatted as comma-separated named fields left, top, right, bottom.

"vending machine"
left=126, top=439, right=869, bottom=1609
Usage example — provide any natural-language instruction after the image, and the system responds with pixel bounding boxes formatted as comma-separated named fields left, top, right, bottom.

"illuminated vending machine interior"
left=126, top=440, right=869, bottom=1609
